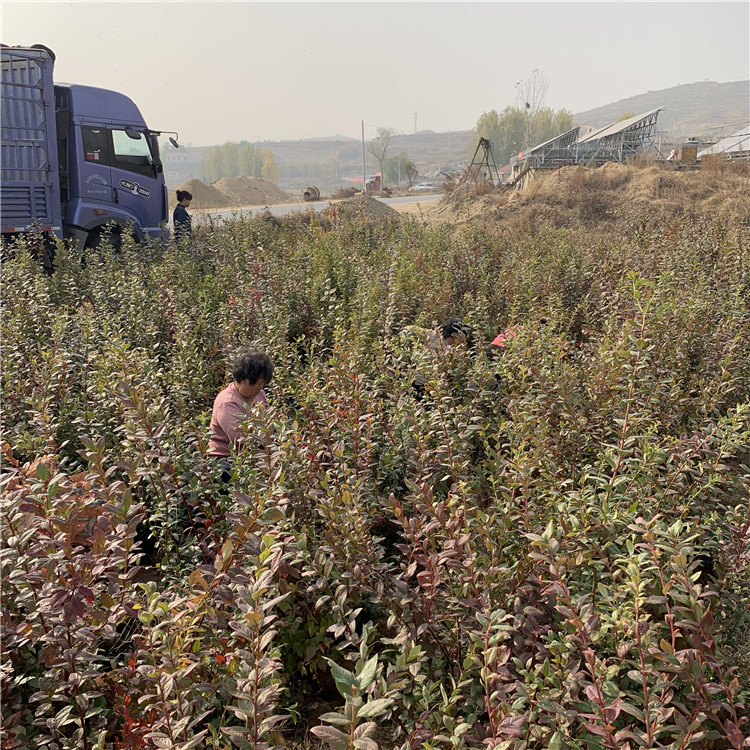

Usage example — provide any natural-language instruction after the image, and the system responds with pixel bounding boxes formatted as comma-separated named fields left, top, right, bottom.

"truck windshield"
left=111, top=129, right=154, bottom=178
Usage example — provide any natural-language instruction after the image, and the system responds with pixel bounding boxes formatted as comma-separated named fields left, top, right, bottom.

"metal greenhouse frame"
left=516, top=108, right=663, bottom=172
left=573, top=107, right=663, bottom=165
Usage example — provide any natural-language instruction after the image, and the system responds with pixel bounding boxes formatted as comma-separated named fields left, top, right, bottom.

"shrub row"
left=1, top=206, right=749, bottom=748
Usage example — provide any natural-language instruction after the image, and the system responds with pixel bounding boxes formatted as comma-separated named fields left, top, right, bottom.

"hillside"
left=262, top=80, right=747, bottom=170
left=264, top=130, right=475, bottom=176
left=573, top=80, right=749, bottom=142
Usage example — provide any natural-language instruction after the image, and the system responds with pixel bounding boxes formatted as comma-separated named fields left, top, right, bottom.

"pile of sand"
left=322, top=194, right=399, bottom=222
left=171, top=179, right=230, bottom=211
left=170, top=177, right=294, bottom=211
left=212, top=176, right=293, bottom=207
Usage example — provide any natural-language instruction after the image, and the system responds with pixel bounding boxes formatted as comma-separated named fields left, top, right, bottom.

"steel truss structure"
left=468, top=137, right=501, bottom=184
left=518, top=108, right=663, bottom=171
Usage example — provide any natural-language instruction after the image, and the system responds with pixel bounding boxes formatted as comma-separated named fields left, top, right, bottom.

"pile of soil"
left=321, top=194, right=399, bottom=222
left=212, top=176, right=293, bottom=206
left=169, top=177, right=294, bottom=212
left=434, top=183, right=511, bottom=224
left=275, top=194, right=399, bottom=231
left=523, top=162, right=750, bottom=224
left=170, top=179, right=230, bottom=211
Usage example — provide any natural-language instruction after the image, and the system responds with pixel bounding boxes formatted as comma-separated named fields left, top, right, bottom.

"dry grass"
left=432, top=160, right=750, bottom=230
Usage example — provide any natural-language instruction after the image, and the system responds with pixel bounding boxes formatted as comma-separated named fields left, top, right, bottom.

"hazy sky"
left=3, top=1, right=748, bottom=146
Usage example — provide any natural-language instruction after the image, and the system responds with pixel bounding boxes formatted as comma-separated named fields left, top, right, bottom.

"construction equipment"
left=468, top=137, right=501, bottom=185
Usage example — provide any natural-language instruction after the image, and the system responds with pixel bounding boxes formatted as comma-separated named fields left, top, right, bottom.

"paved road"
left=199, top=193, right=442, bottom=222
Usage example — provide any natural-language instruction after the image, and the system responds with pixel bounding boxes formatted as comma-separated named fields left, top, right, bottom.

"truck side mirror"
left=125, top=126, right=141, bottom=140
left=169, top=137, right=179, bottom=149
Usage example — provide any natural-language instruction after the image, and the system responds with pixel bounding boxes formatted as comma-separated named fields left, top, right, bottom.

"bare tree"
left=515, top=69, right=550, bottom=149
left=405, top=159, right=419, bottom=188
left=368, top=127, right=395, bottom=188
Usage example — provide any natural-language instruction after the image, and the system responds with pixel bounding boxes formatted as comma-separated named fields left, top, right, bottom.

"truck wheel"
left=40, top=238, right=56, bottom=275
left=82, top=227, right=123, bottom=266
left=84, top=226, right=122, bottom=252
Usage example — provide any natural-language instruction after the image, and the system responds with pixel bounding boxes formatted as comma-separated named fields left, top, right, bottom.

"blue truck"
left=1, top=44, right=178, bottom=261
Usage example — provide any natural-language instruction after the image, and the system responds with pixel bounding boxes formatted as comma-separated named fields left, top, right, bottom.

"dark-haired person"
left=173, top=189, right=192, bottom=248
left=441, top=317, right=470, bottom=348
left=400, top=316, right=469, bottom=355
left=399, top=317, right=470, bottom=397
left=208, top=351, right=274, bottom=459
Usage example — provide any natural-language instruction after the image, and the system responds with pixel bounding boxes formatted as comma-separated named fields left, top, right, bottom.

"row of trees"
left=474, top=106, right=574, bottom=168
left=201, top=142, right=280, bottom=184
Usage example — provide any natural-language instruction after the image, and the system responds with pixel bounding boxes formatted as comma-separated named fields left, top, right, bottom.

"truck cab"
left=55, top=84, right=168, bottom=249
left=1, top=44, right=171, bottom=257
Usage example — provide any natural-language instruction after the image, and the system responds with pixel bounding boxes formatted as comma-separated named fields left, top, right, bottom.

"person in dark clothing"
left=441, top=317, right=470, bottom=347
left=173, top=189, right=192, bottom=248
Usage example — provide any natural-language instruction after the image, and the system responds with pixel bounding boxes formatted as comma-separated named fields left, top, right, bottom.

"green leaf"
left=356, top=655, right=379, bottom=691
left=328, top=658, right=356, bottom=687
left=177, top=730, right=208, bottom=750
left=318, top=711, right=350, bottom=726
left=354, top=722, right=377, bottom=739
left=147, top=735, right=173, bottom=749
left=357, top=698, right=393, bottom=718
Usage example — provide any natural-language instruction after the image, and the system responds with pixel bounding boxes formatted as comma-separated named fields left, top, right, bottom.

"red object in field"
left=491, top=327, right=519, bottom=348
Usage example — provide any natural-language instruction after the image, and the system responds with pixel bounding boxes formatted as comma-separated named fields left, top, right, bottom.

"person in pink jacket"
left=208, top=351, right=274, bottom=458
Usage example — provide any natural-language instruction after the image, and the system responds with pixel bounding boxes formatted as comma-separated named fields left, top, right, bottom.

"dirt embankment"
left=168, top=177, right=294, bottom=212
left=430, top=161, right=750, bottom=228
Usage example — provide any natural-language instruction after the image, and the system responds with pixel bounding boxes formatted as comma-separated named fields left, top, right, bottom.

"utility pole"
left=414, top=112, right=417, bottom=134
left=361, top=120, right=366, bottom=194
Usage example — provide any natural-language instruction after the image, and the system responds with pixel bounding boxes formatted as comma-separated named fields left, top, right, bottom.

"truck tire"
left=40, top=237, right=56, bottom=274
left=84, top=226, right=122, bottom=253
left=0, top=232, right=56, bottom=274
left=81, top=226, right=123, bottom=266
